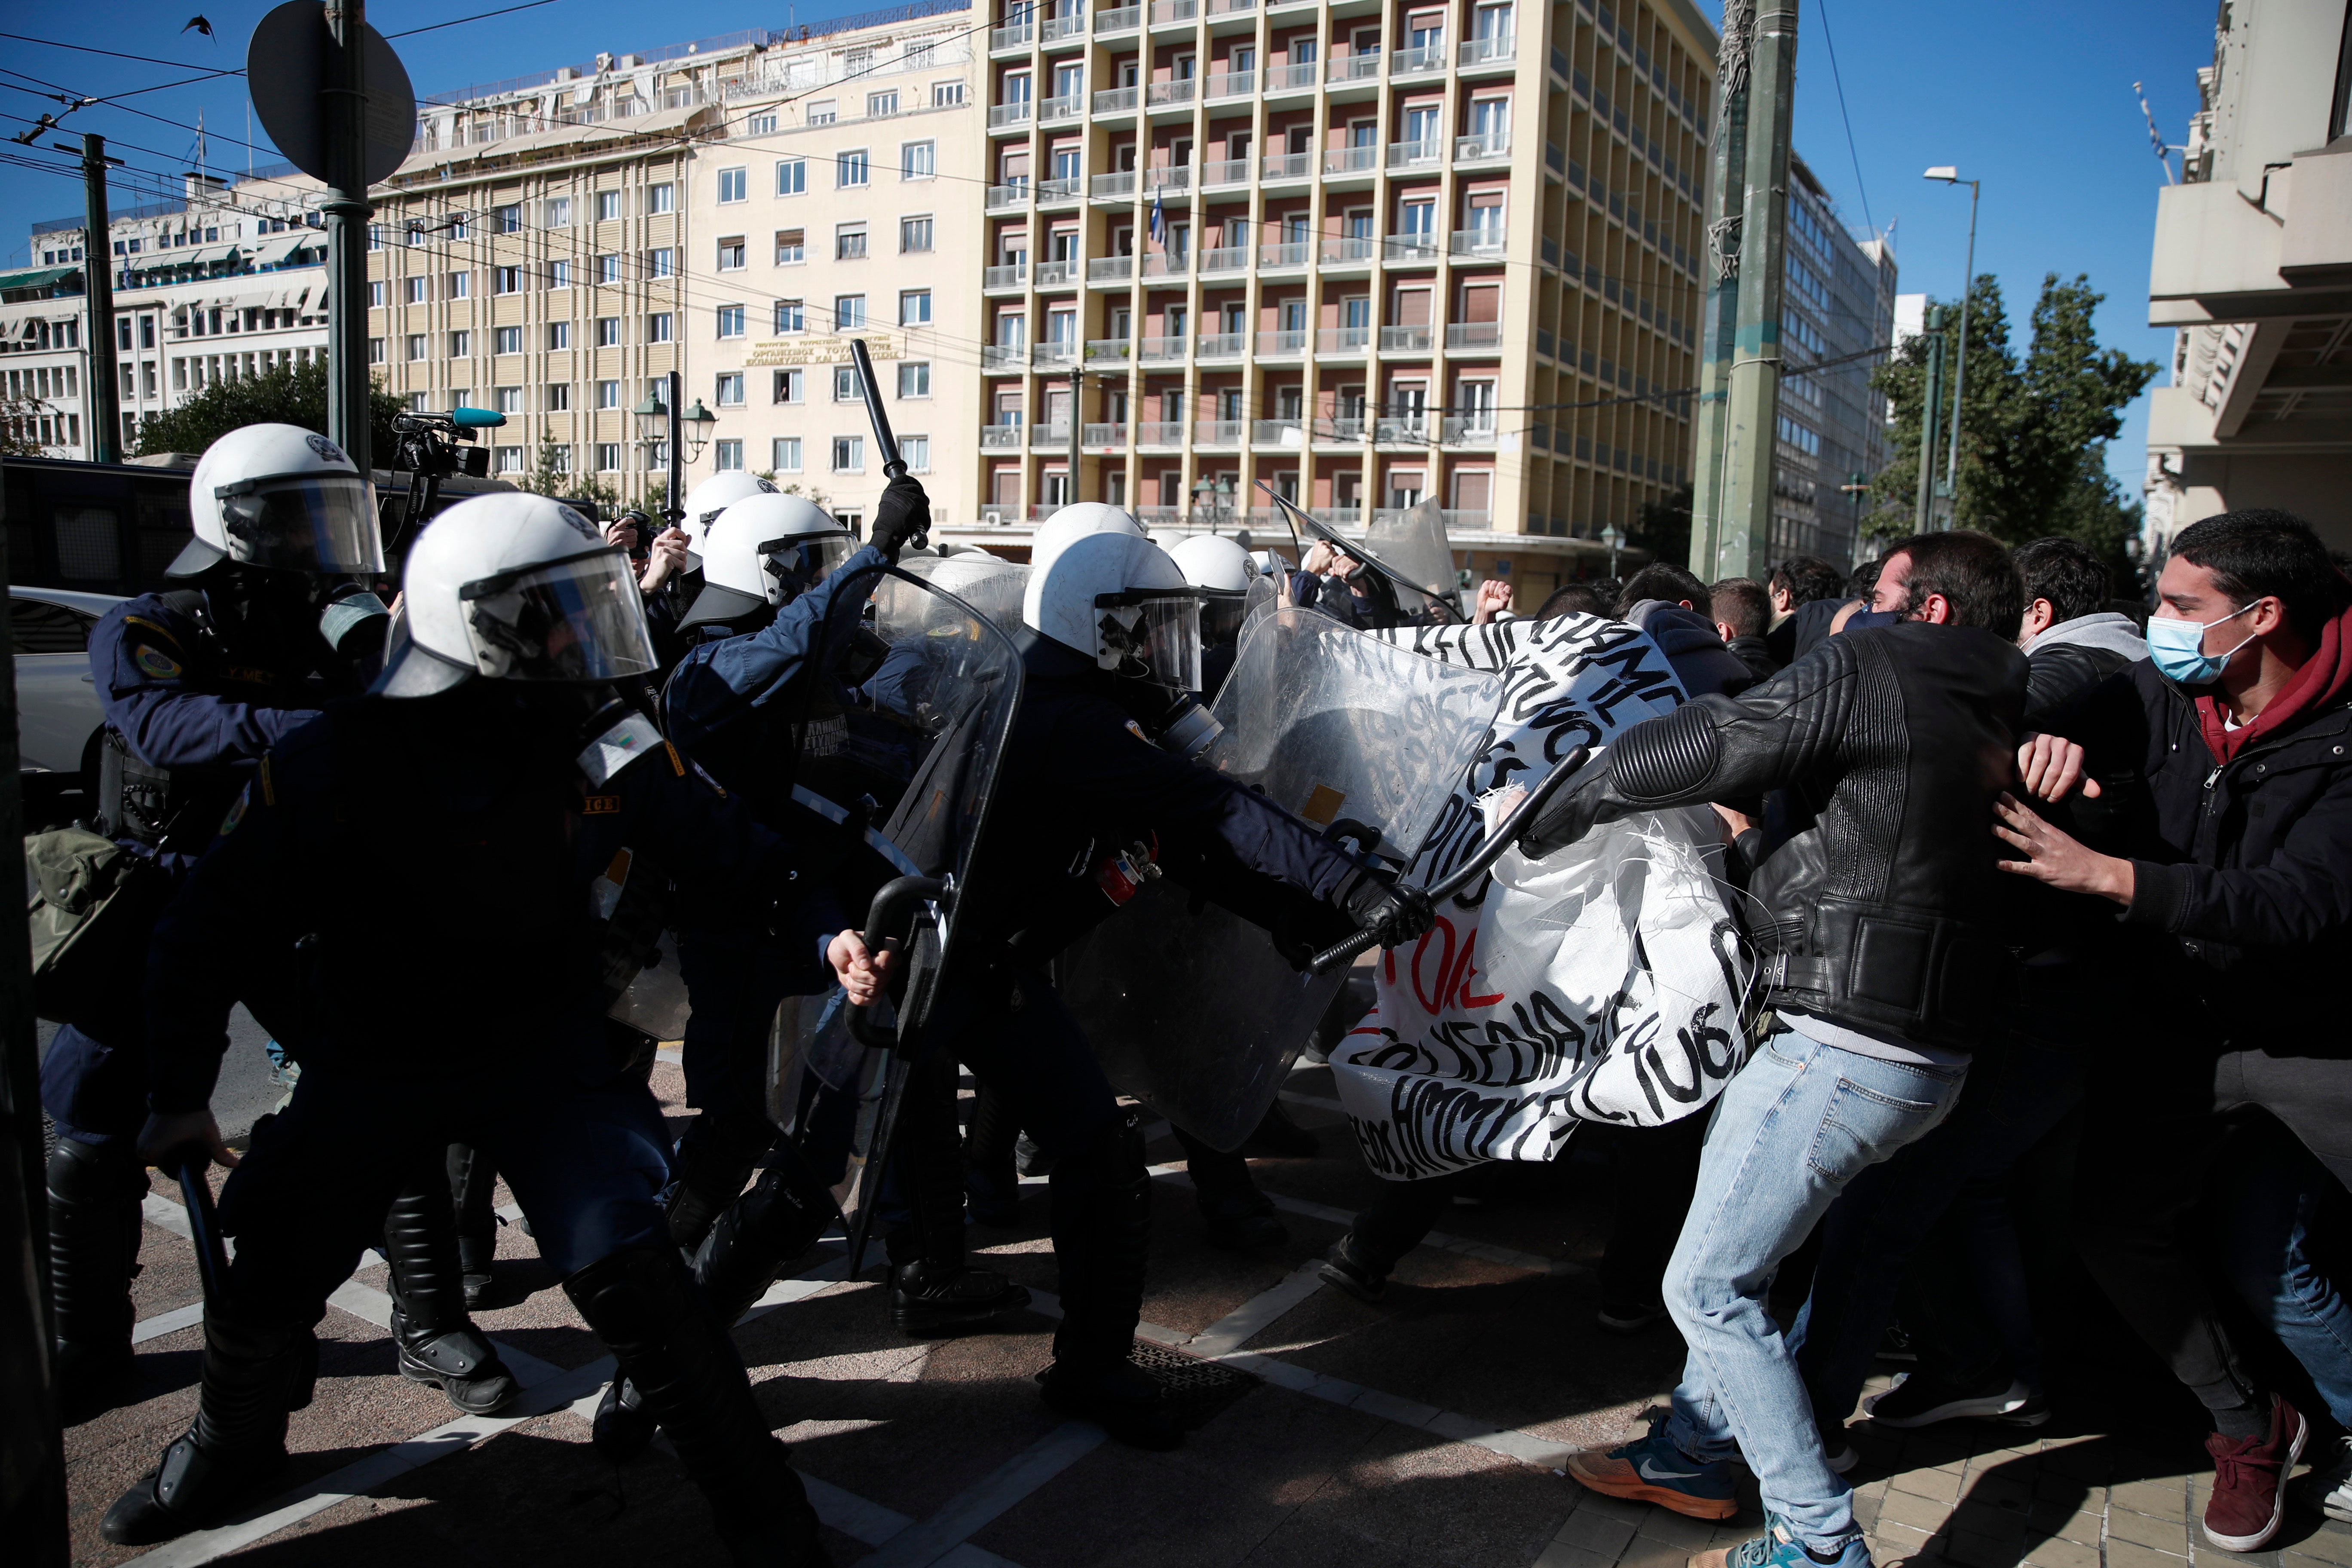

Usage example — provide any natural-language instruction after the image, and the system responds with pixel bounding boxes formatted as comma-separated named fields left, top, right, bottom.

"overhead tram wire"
left=1811, top=0, right=1875, bottom=240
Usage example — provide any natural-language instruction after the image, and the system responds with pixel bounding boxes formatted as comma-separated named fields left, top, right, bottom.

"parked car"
left=13, top=585, right=122, bottom=823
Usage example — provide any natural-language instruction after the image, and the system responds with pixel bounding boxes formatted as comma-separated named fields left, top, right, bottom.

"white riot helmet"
left=679, top=471, right=778, bottom=560
left=1030, top=502, right=1141, bottom=581
left=175, top=422, right=384, bottom=578
left=377, top=493, right=657, bottom=697
left=1169, top=533, right=1259, bottom=649
left=681, top=493, right=854, bottom=629
left=1022, top=531, right=1202, bottom=693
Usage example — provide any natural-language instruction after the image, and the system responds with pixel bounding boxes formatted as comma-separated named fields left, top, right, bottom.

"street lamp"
left=1923, top=166, right=1981, bottom=527
left=1599, top=524, right=1620, bottom=578
left=631, top=389, right=668, bottom=443
left=1191, top=475, right=1234, bottom=532
left=679, top=398, right=717, bottom=463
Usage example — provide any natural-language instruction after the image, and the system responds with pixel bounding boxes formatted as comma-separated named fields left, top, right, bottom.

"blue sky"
left=3, top=0, right=2215, bottom=495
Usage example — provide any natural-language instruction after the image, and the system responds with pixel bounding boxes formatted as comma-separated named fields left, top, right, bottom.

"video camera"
left=388, top=407, right=506, bottom=550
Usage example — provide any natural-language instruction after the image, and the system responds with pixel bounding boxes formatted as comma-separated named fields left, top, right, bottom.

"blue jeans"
left=1665, top=1028, right=1966, bottom=1554
left=2220, top=1126, right=2352, bottom=1428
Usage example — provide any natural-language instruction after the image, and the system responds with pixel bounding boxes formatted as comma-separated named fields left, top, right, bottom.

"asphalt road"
left=36, top=1004, right=287, bottom=1147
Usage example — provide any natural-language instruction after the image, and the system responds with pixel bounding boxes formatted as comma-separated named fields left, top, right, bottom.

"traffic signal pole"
left=75, top=135, right=122, bottom=463
left=324, top=0, right=373, bottom=473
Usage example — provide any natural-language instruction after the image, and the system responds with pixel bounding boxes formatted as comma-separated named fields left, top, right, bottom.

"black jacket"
left=2055, top=658, right=2352, bottom=1038
left=1522, top=623, right=2030, bottom=1047
left=1622, top=600, right=1757, bottom=698
left=1726, top=633, right=1779, bottom=686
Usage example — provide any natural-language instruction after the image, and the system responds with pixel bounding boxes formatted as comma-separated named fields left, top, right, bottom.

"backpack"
left=25, top=825, right=170, bottom=1027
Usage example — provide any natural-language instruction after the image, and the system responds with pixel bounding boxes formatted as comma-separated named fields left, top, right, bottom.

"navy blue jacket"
left=661, top=543, right=889, bottom=755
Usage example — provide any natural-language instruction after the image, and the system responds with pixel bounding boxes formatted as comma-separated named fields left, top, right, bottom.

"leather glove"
left=1517, top=771, right=1609, bottom=859
left=1335, top=868, right=1435, bottom=949
left=869, top=475, right=931, bottom=560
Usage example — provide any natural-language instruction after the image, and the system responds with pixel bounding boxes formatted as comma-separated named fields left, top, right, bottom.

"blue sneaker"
left=1564, top=1421, right=1737, bottom=1519
left=1691, top=1514, right=1872, bottom=1568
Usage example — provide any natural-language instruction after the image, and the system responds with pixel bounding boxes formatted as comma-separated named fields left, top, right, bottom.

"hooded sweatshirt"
left=1620, top=599, right=1757, bottom=698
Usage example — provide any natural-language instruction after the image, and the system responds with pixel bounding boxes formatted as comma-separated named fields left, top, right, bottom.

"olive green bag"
left=25, top=825, right=167, bottom=1026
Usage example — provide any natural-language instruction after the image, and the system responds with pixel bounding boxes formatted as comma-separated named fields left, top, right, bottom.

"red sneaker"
left=2202, top=1396, right=2306, bottom=1552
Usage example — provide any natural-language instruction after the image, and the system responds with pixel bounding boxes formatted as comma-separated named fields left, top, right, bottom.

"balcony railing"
left=1097, top=3, right=1141, bottom=31
left=983, top=263, right=1029, bottom=287
left=1085, top=337, right=1133, bottom=359
left=1195, top=419, right=1244, bottom=444
left=1260, top=150, right=1313, bottom=180
left=1321, top=417, right=1366, bottom=441
left=1040, top=94, right=1084, bottom=121
left=1199, top=246, right=1249, bottom=273
left=1329, top=53, right=1382, bottom=82
left=1140, top=251, right=1188, bottom=276
left=1137, top=335, right=1186, bottom=360
left=1144, top=164, right=1191, bottom=190
left=1213, top=0, right=1256, bottom=12
left=1378, top=325, right=1433, bottom=350
left=1384, top=233, right=1441, bottom=260
left=1196, top=331, right=1245, bottom=356
left=1374, top=416, right=1429, bottom=442
left=1392, top=43, right=1448, bottom=74
left=1205, top=70, right=1255, bottom=100
left=1320, top=237, right=1375, bottom=263
left=1041, top=10, right=1086, bottom=39
left=1252, top=419, right=1305, bottom=443
left=982, top=344, right=1029, bottom=368
left=1260, top=241, right=1311, bottom=267
left=980, top=423, right=1023, bottom=447
left=1387, top=139, right=1443, bottom=168
left=1087, top=255, right=1134, bottom=280
left=1037, top=175, right=1084, bottom=201
left=1455, top=131, right=1511, bottom=163
left=1317, top=325, right=1373, bottom=352
left=1083, top=422, right=1125, bottom=446
left=1442, top=416, right=1499, bottom=445
left=1459, top=34, right=1514, bottom=65
left=1545, top=142, right=1565, bottom=175
left=1324, top=144, right=1378, bottom=175
left=989, top=21, right=1034, bottom=49
left=1201, top=158, right=1251, bottom=187
left=1090, top=171, right=1137, bottom=199
left=1265, top=61, right=1317, bottom=91
left=1446, top=322, right=1505, bottom=349
left=1450, top=227, right=1507, bottom=257
left=1092, top=85, right=1141, bottom=113
left=1255, top=330, right=1308, bottom=355
left=1031, top=422, right=1072, bottom=446
left=1035, top=257, right=1080, bottom=283
left=988, top=101, right=1033, bottom=127
left=1148, top=0, right=1197, bottom=22
left=1136, top=420, right=1184, bottom=443
left=986, top=182, right=1028, bottom=208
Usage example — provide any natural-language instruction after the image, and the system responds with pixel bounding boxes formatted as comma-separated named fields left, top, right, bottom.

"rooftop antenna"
left=2134, top=82, right=2179, bottom=184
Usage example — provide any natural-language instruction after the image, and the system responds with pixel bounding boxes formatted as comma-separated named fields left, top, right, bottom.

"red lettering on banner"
left=1458, top=928, right=1506, bottom=1009
left=1410, top=918, right=1459, bottom=1014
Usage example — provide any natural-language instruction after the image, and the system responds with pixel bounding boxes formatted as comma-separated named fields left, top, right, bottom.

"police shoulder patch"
left=134, top=644, right=184, bottom=680
left=582, top=793, right=622, bottom=815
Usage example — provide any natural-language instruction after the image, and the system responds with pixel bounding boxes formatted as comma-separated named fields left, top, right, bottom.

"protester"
left=1537, top=582, right=1612, bottom=618
left=1995, top=508, right=2352, bottom=1553
left=1764, top=554, right=1849, bottom=665
left=1616, top=563, right=1758, bottom=697
left=1712, top=576, right=1780, bottom=682
left=2013, top=536, right=2148, bottom=718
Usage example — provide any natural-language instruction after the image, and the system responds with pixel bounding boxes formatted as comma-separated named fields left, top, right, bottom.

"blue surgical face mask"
left=2146, top=603, right=2258, bottom=686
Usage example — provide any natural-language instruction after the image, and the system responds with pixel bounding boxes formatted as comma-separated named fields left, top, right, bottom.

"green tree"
left=0, top=389, right=59, bottom=457
left=1867, top=273, right=2156, bottom=586
left=522, top=429, right=619, bottom=514
left=1634, top=481, right=1694, bottom=567
left=133, top=360, right=407, bottom=462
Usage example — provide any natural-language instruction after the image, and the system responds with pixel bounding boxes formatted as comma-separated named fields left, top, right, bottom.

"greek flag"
left=1150, top=187, right=1165, bottom=245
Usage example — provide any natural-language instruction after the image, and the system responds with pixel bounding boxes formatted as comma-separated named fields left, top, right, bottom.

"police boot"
left=100, top=1313, right=316, bottom=1545
left=47, top=1136, right=145, bottom=1411
left=1176, top=1133, right=1288, bottom=1252
left=383, top=1170, right=518, bottom=1417
left=1037, top=1110, right=1180, bottom=1451
left=600, top=1148, right=839, bottom=1463
left=962, top=1081, right=1024, bottom=1228
left=890, top=1061, right=1030, bottom=1336
left=446, top=1143, right=501, bottom=1310
left=564, top=1246, right=830, bottom=1568
left=667, top=1110, right=778, bottom=1256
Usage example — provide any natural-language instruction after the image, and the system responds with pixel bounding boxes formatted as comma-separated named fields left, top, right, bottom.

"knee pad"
left=564, top=1244, right=696, bottom=1352
left=48, top=1135, right=141, bottom=1204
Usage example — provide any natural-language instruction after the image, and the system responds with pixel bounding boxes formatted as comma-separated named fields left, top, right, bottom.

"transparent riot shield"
left=1060, top=606, right=1504, bottom=1149
left=891, top=551, right=1029, bottom=632
left=765, top=563, right=1024, bottom=1264
left=1272, top=492, right=1462, bottom=624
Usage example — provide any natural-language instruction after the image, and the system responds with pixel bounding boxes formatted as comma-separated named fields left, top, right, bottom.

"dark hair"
left=1710, top=576, right=1770, bottom=638
left=2170, top=509, right=2352, bottom=639
left=1847, top=558, right=1883, bottom=600
left=1769, top=554, right=1847, bottom=606
left=2013, top=537, right=2111, bottom=626
left=1882, top=530, right=2024, bottom=639
left=1538, top=583, right=1612, bottom=619
left=1617, top=563, right=1711, bottom=614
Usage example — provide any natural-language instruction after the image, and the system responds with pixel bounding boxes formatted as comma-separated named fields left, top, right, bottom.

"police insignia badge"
left=134, top=645, right=184, bottom=680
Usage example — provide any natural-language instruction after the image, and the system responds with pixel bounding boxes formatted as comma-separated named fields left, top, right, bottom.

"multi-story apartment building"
left=365, top=4, right=982, bottom=529
left=7, top=172, right=331, bottom=459
left=1767, top=151, right=1894, bottom=570
left=972, top=0, right=1718, bottom=599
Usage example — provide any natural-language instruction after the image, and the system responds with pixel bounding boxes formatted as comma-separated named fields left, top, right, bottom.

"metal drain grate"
left=1130, top=1339, right=1260, bottom=1432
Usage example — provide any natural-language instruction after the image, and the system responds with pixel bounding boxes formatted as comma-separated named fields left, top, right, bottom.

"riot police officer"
left=101, top=494, right=833, bottom=1565
left=830, top=519, right=1433, bottom=1448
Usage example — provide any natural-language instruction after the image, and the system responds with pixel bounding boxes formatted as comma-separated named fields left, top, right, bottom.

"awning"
left=250, top=231, right=316, bottom=266
left=0, top=265, right=77, bottom=294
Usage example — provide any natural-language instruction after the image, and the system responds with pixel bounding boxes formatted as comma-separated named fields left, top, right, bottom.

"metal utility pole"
left=1943, top=181, right=1978, bottom=519
left=1685, top=1, right=1752, bottom=579
left=665, top=368, right=683, bottom=524
left=1712, top=0, right=1798, bottom=582
left=324, top=0, right=373, bottom=474
left=1066, top=364, right=1083, bottom=506
left=1913, top=306, right=1946, bottom=533
left=74, top=135, right=122, bottom=463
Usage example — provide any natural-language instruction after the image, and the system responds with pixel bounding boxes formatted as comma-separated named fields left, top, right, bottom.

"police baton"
left=847, top=339, right=926, bottom=549
left=165, top=1145, right=236, bottom=1311
left=1308, top=745, right=1592, bottom=974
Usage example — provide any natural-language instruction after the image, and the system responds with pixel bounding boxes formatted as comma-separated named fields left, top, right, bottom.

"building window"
left=597, top=379, right=620, bottom=408
left=773, top=368, right=803, bottom=403
left=807, top=100, right=837, bottom=125
left=449, top=330, right=471, bottom=357
left=833, top=365, right=861, bottom=401
left=772, top=436, right=802, bottom=471
left=406, top=334, right=429, bottom=360
left=834, top=294, right=867, bottom=329
left=713, top=438, right=744, bottom=471
left=647, top=184, right=676, bottom=214
left=544, top=196, right=571, bottom=227
left=776, top=158, right=806, bottom=196
left=596, top=441, right=621, bottom=472
left=900, top=435, right=930, bottom=472
left=495, top=386, right=524, bottom=413
left=869, top=90, right=900, bottom=117
left=369, top=280, right=386, bottom=307
left=899, top=288, right=932, bottom=325
left=403, top=277, right=427, bottom=303
left=775, top=299, right=805, bottom=334
left=900, top=217, right=934, bottom=254
left=717, top=372, right=744, bottom=406
left=494, top=325, right=522, bottom=355
left=902, top=141, right=936, bottom=180
left=495, top=204, right=522, bottom=233
left=836, top=225, right=868, bottom=260
left=494, top=265, right=523, bottom=293
left=546, top=383, right=571, bottom=410
left=717, top=304, right=745, bottom=338
left=548, top=259, right=570, bottom=288
left=649, top=248, right=675, bottom=278
left=648, top=313, right=673, bottom=342
left=836, top=150, right=870, bottom=187
left=775, top=228, right=805, bottom=265
left=448, top=270, right=470, bottom=298
left=596, top=190, right=622, bottom=222
left=748, top=111, right=778, bottom=135
left=594, top=317, right=620, bottom=346
left=547, top=321, right=571, bottom=350
left=717, top=236, right=746, bottom=271
left=717, top=166, right=748, bottom=203
left=643, top=441, right=668, bottom=471
left=495, top=445, right=524, bottom=474
left=597, top=254, right=620, bottom=284
left=933, top=80, right=964, bottom=107
left=831, top=435, right=864, bottom=472
left=898, top=361, right=930, bottom=398
left=368, top=337, right=386, bottom=364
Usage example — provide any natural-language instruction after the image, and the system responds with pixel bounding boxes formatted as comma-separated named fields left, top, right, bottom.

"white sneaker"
left=2294, top=1434, right=2352, bottom=1524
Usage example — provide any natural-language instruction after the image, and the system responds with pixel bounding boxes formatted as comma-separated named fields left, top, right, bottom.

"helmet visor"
left=214, top=472, right=384, bottom=574
left=1096, top=589, right=1204, bottom=692
left=1198, top=589, right=1248, bottom=650
left=458, top=549, right=658, bottom=682
left=761, top=530, right=855, bottom=602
